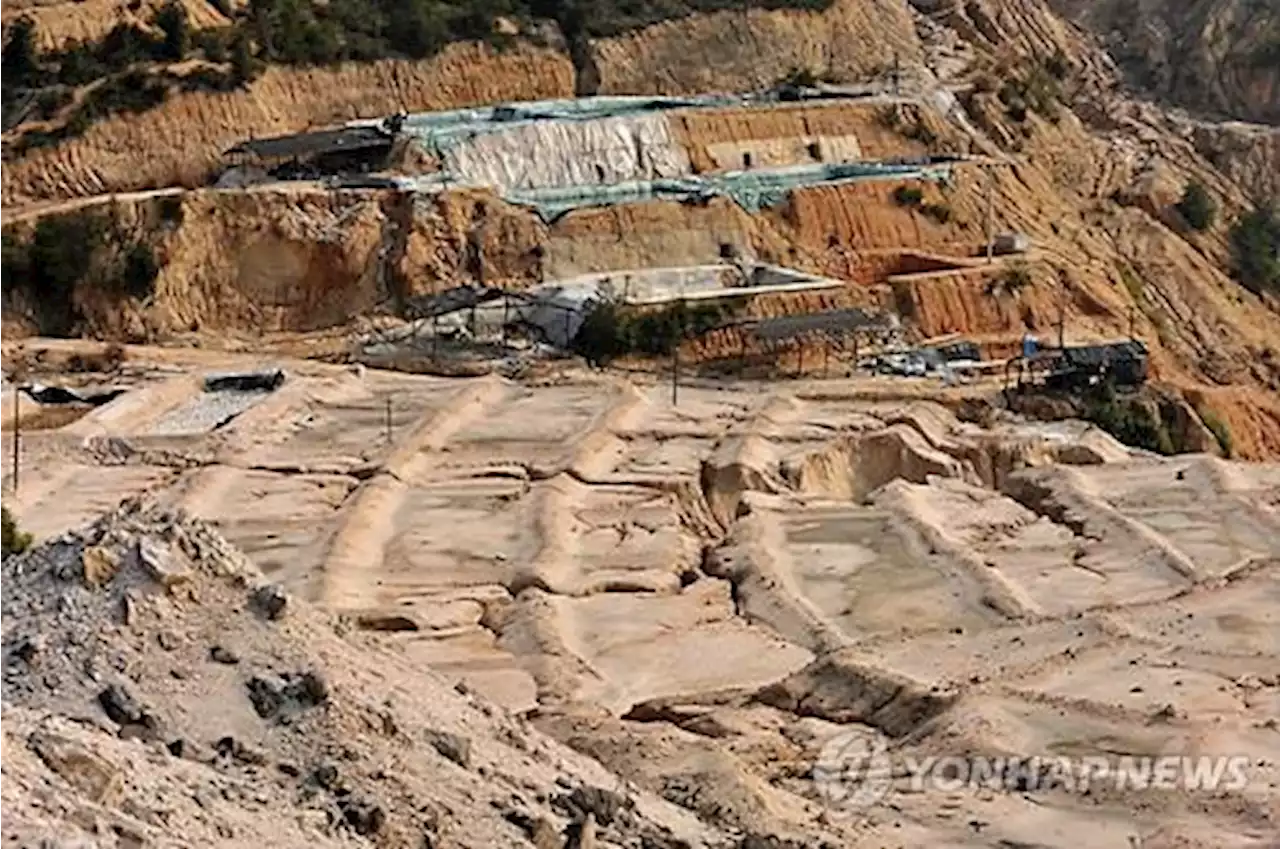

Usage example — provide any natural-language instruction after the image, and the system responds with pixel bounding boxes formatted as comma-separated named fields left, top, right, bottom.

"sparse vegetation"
left=1044, top=49, right=1071, bottom=81
left=2, top=17, right=39, bottom=82
left=155, top=0, right=191, bottom=62
left=988, top=260, right=1033, bottom=296
left=876, top=105, right=938, bottom=147
left=776, top=66, right=833, bottom=89
left=1176, top=180, right=1217, bottom=231
left=3, top=213, right=106, bottom=336
left=2, top=507, right=33, bottom=557
left=3, top=211, right=163, bottom=336
left=122, top=243, right=161, bottom=299
left=4, top=0, right=835, bottom=155
left=66, top=342, right=128, bottom=373
left=159, top=195, right=185, bottom=225
left=998, top=59, right=1063, bottom=123
left=1199, top=408, right=1234, bottom=458
left=1228, top=202, right=1280, bottom=295
left=1118, top=264, right=1145, bottom=301
left=1081, top=386, right=1175, bottom=455
left=921, top=203, right=952, bottom=225
left=572, top=298, right=736, bottom=365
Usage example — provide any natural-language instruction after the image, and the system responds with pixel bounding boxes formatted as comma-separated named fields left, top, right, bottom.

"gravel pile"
left=1, top=499, right=729, bottom=848
left=146, top=390, right=270, bottom=436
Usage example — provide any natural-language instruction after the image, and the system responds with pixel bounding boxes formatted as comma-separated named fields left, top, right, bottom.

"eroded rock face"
left=1046, top=0, right=1280, bottom=123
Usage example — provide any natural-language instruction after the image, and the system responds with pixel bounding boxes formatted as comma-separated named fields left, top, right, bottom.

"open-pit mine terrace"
left=3, top=346, right=1277, bottom=847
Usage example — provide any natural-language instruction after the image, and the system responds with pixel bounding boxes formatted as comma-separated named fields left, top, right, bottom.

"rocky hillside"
left=1047, top=0, right=1280, bottom=124
left=1, top=499, right=754, bottom=847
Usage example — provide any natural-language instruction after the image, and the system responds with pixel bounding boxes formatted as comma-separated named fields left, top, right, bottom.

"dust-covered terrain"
left=3, top=345, right=1278, bottom=847
left=3, top=0, right=1280, bottom=843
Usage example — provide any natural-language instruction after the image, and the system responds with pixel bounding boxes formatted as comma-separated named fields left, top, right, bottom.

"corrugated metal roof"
left=1061, top=340, right=1148, bottom=366
left=225, top=126, right=393, bottom=160
left=749, top=308, right=890, bottom=342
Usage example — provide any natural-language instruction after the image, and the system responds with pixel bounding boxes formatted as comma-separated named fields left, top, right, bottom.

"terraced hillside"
left=3, top=344, right=1279, bottom=847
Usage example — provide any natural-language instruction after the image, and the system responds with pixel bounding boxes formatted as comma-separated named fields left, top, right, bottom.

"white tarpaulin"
left=444, top=114, right=691, bottom=191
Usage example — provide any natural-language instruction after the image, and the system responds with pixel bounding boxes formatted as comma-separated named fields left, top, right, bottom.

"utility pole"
left=985, top=167, right=996, bottom=264
left=671, top=344, right=679, bottom=406
left=671, top=300, right=685, bottom=406
left=1057, top=272, right=1068, bottom=351
left=10, top=384, right=18, bottom=494
left=385, top=396, right=393, bottom=444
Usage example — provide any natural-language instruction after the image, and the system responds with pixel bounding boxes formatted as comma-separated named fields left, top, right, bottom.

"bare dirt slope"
left=1, top=0, right=233, bottom=51
left=3, top=348, right=1279, bottom=847
left=1, top=499, right=730, bottom=848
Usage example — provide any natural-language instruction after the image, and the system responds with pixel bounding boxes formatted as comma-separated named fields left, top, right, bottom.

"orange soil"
left=1, top=44, right=574, bottom=207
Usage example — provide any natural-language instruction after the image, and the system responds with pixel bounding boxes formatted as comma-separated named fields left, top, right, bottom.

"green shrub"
left=1200, top=409, right=1234, bottom=458
left=159, top=195, right=185, bottom=225
left=572, top=298, right=734, bottom=365
left=777, top=66, right=833, bottom=89
left=121, top=243, right=160, bottom=299
left=155, top=0, right=192, bottom=61
left=1176, top=180, right=1216, bottom=231
left=999, top=60, right=1062, bottom=123
left=229, top=29, right=259, bottom=84
left=1044, top=49, right=1070, bottom=81
left=1082, top=387, right=1174, bottom=455
left=2, top=507, right=33, bottom=557
left=1002, top=261, right=1033, bottom=292
left=3, top=211, right=163, bottom=334
left=34, top=87, right=73, bottom=120
left=192, top=29, right=230, bottom=62
left=54, top=41, right=110, bottom=87
left=1229, top=202, right=1280, bottom=295
left=18, top=213, right=106, bottom=335
left=0, top=233, right=28, bottom=295
left=921, top=203, right=952, bottom=225
left=86, top=69, right=171, bottom=119
left=2, top=17, right=41, bottom=86
left=94, top=21, right=162, bottom=68
left=893, top=185, right=924, bottom=207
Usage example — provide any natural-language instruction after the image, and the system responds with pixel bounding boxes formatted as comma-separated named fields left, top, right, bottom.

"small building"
left=991, top=232, right=1031, bottom=256
left=223, top=123, right=400, bottom=180
left=1006, top=339, right=1149, bottom=393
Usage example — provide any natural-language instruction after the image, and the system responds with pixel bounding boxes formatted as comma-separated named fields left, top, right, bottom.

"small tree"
left=154, top=0, right=190, bottom=60
left=1176, top=180, right=1216, bottom=231
left=1230, top=202, right=1280, bottom=295
left=121, top=242, right=160, bottom=298
left=229, top=29, right=257, bottom=85
left=2, top=507, right=32, bottom=556
left=2, top=17, right=41, bottom=85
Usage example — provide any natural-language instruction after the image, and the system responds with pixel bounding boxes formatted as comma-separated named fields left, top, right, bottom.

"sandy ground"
left=3, top=344, right=1279, bottom=847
